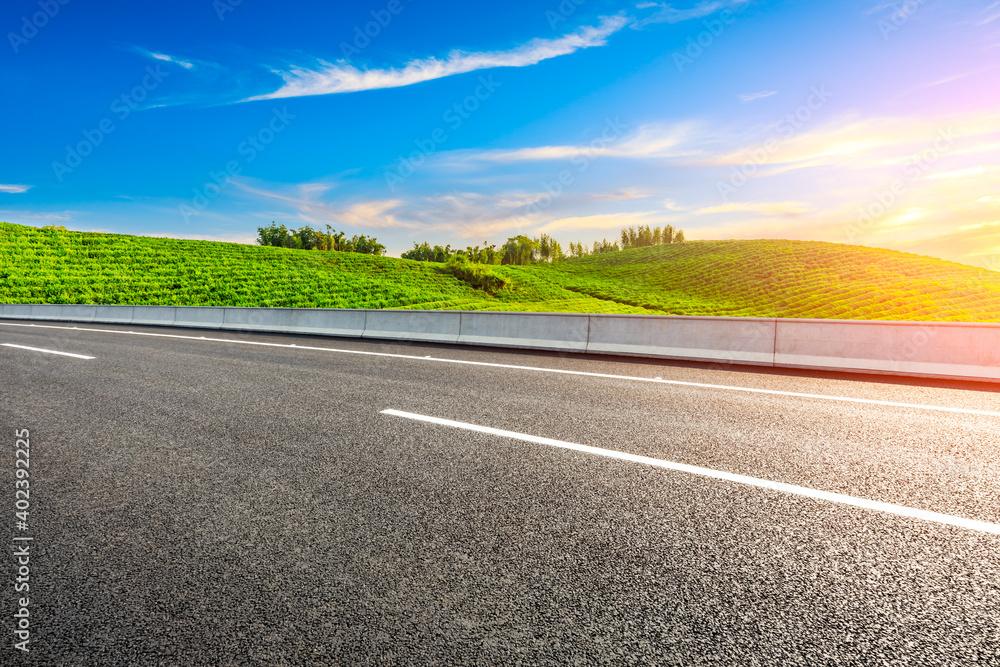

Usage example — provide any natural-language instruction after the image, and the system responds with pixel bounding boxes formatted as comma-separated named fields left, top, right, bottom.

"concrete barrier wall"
left=222, top=306, right=292, bottom=333
left=459, top=311, right=590, bottom=351
left=174, top=306, right=227, bottom=330
left=3, top=304, right=999, bottom=383
left=587, top=314, right=776, bottom=366
left=287, top=308, right=365, bottom=337
left=132, top=306, right=177, bottom=327
left=364, top=310, right=460, bottom=343
left=775, top=319, right=1000, bottom=382
left=28, top=304, right=69, bottom=322
left=59, top=304, right=98, bottom=323
left=93, top=305, right=134, bottom=324
left=2, top=304, right=34, bottom=320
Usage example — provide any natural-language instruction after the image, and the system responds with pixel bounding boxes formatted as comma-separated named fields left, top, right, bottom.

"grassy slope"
left=0, top=223, right=653, bottom=314
left=2, top=222, right=999, bottom=321
left=527, top=240, right=1000, bottom=321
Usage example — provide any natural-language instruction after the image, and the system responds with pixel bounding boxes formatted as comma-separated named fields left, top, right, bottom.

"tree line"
left=255, top=222, right=684, bottom=263
left=256, top=222, right=386, bottom=256
left=402, top=225, right=685, bottom=265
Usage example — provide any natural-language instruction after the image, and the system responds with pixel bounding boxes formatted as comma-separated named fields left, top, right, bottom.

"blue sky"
left=2, top=0, right=999, bottom=265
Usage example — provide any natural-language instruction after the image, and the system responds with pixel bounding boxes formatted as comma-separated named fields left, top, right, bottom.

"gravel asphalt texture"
left=1, top=320, right=999, bottom=665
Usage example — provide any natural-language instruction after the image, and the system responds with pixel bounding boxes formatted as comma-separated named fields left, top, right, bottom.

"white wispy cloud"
left=703, top=108, right=1000, bottom=174
left=978, top=10, right=1000, bottom=26
left=977, top=1, right=1000, bottom=26
left=864, top=3, right=898, bottom=16
left=133, top=47, right=195, bottom=69
left=926, top=166, right=990, bottom=180
left=232, top=179, right=673, bottom=246
left=402, top=192, right=543, bottom=239
left=590, top=187, right=651, bottom=201
left=0, top=184, right=30, bottom=194
left=739, top=90, right=777, bottom=103
left=234, top=180, right=414, bottom=230
left=916, top=64, right=1000, bottom=91
left=150, top=52, right=194, bottom=69
left=459, top=122, right=707, bottom=163
left=454, top=107, right=1000, bottom=178
left=535, top=211, right=680, bottom=233
left=0, top=209, right=74, bottom=222
left=633, top=0, right=748, bottom=28
left=695, top=201, right=813, bottom=216
left=238, top=182, right=551, bottom=245
left=245, top=16, right=629, bottom=101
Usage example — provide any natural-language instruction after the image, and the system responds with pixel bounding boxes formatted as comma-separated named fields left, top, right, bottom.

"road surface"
left=1, top=319, right=998, bottom=665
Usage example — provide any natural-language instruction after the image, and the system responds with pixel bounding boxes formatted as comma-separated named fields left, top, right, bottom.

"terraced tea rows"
left=528, top=240, right=1000, bottom=321
left=0, top=223, right=653, bottom=313
left=3, top=223, right=999, bottom=321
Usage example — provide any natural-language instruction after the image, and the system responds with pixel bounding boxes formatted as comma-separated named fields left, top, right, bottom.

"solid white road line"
left=2, top=343, right=94, bottom=359
left=382, top=409, right=1000, bottom=536
left=1, top=321, right=998, bottom=418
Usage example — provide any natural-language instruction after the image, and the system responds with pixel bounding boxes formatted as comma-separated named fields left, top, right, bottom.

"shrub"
left=443, top=255, right=511, bottom=295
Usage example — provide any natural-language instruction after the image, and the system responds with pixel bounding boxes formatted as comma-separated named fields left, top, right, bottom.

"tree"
left=256, top=222, right=384, bottom=255
left=402, top=242, right=433, bottom=261
left=256, top=222, right=289, bottom=248
left=637, top=225, right=652, bottom=247
left=432, top=244, right=451, bottom=263
left=502, top=235, right=538, bottom=265
left=594, top=238, right=618, bottom=254
left=536, top=234, right=563, bottom=263
left=294, top=225, right=317, bottom=250
left=548, top=237, right=563, bottom=262
left=351, top=234, right=386, bottom=256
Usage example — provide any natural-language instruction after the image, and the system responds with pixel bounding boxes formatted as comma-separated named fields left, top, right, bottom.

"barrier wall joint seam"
left=772, top=318, right=778, bottom=367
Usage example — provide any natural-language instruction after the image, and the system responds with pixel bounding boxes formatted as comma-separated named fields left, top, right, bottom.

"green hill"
left=2, top=222, right=999, bottom=321
left=525, top=240, right=1000, bottom=321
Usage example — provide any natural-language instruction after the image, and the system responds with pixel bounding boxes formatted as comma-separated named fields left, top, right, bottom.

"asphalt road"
left=1, top=319, right=999, bottom=665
